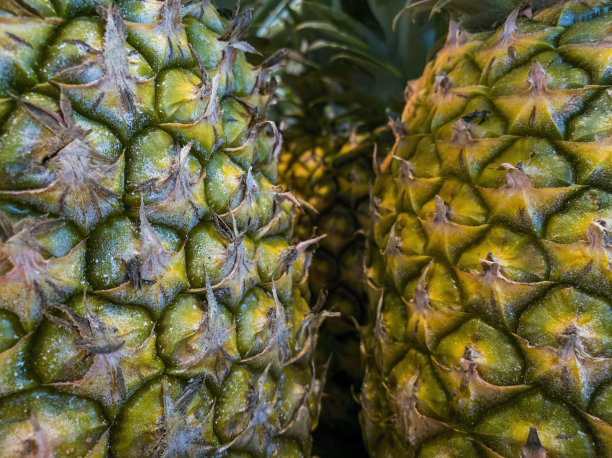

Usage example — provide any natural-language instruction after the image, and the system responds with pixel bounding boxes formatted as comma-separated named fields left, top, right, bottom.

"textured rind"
left=0, top=1, right=325, bottom=456
left=362, top=2, right=612, bottom=457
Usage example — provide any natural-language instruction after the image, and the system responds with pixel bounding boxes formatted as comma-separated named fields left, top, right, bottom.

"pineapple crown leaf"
left=394, top=0, right=530, bottom=31
left=296, top=20, right=372, bottom=51
left=305, top=40, right=402, bottom=78
left=247, top=0, right=296, bottom=36
left=297, top=1, right=405, bottom=76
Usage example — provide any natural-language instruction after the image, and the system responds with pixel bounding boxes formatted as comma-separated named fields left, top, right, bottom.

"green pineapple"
left=270, top=1, right=442, bottom=454
left=0, top=1, right=329, bottom=456
left=279, top=131, right=375, bottom=454
left=362, top=0, right=612, bottom=456
left=280, top=131, right=374, bottom=324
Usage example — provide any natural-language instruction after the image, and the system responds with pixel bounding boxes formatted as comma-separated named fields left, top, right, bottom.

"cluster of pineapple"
left=2, top=0, right=612, bottom=456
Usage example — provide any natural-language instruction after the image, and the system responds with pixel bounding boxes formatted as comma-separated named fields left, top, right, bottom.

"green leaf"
left=306, top=40, right=402, bottom=77
left=296, top=21, right=371, bottom=50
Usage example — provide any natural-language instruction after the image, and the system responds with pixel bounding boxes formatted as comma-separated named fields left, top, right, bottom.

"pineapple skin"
left=362, top=2, right=612, bottom=456
left=0, top=0, right=328, bottom=456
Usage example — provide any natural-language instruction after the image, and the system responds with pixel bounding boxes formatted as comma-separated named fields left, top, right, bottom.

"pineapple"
left=0, top=0, right=329, bottom=456
left=361, top=0, right=612, bottom=456
left=279, top=130, right=375, bottom=328
left=270, top=2, right=441, bottom=454
left=279, top=130, right=375, bottom=455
